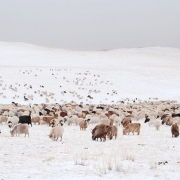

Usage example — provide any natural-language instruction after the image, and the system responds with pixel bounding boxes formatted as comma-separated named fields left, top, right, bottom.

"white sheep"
left=154, top=120, right=161, bottom=130
left=67, top=115, right=78, bottom=126
left=49, top=126, right=64, bottom=141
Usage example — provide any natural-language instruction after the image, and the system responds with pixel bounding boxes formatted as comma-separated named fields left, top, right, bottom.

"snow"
left=0, top=42, right=180, bottom=104
left=0, top=42, right=180, bottom=179
left=1, top=122, right=180, bottom=179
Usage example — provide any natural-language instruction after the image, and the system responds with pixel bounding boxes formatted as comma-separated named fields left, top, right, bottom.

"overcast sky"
left=0, top=0, right=180, bottom=50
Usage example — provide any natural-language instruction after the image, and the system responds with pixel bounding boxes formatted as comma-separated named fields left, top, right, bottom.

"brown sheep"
left=92, top=124, right=110, bottom=141
left=107, top=126, right=118, bottom=140
left=42, top=116, right=55, bottom=126
left=121, top=116, right=132, bottom=128
left=92, top=124, right=107, bottom=135
left=79, top=120, right=88, bottom=130
left=10, top=124, right=29, bottom=137
left=31, top=116, right=41, bottom=125
left=123, top=123, right=141, bottom=135
left=171, top=123, right=179, bottom=138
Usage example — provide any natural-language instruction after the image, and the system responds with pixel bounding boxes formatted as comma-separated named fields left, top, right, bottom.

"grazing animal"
left=171, top=123, right=179, bottom=137
left=24, top=96, right=28, bottom=101
left=121, top=116, right=132, bottom=128
left=92, top=124, right=110, bottom=141
left=123, top=123, right=141, bottom=135
left=10, top=124, right=29, bottom=137
left=79, top=120, right=88, bottom=130
left=42, top=116, right=55, bottom=126
left=31, top=116, right=41, bottom=125
left=49, top=126, right=64, bottom=141
left=107, top=125, right=118, bottom=140
left=18, top=115, right=32, bottom=127
left=87, top=95, right=93, bottom=99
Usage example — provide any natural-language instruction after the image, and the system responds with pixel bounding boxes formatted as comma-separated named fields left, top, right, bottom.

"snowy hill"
left=0, top=42, right=180, bottom=180
left=0, top=42, right=180, bottom=104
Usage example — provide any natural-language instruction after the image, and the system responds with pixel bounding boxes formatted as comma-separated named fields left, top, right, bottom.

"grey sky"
left=0, top=0, right=180, bottom=50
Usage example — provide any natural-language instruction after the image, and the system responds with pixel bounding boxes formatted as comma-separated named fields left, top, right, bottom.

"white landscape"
left=0, top=42, right=180, bottom=179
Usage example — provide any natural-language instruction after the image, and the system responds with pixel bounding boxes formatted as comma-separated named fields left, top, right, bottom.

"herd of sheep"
left=0, top=98, right=180, bottom=141
left=0, top=68, right=119, bottom=104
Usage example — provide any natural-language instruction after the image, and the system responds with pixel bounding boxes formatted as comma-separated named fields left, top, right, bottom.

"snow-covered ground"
left=0, top=42, right=180, bottom=179
left=1, top=122, right=180, bottom=180
left=0, top=42, right=180, bottom=104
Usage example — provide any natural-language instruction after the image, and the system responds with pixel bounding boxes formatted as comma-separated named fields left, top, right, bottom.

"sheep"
left=31, top=116, right=41, bottom=125
left=42, top=116, right=55, bottom=126
left=121, top=116, right=132, bottom=128
left=107, top=126, right=118, bottom=140
left=49, top=126, right=64, bottom=141
left=123, top=123, right=141, bottom=135
left=10, top=124, right=29, bottom=137
left=79, top=120, right=88, bottom=130
left=92, top=124, right=110, bottom=141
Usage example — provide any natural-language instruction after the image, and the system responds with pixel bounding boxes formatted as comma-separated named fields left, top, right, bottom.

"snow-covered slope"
left=0, top=42, right=180, bottom=180
left=0, top=42, right=179, bottom=104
